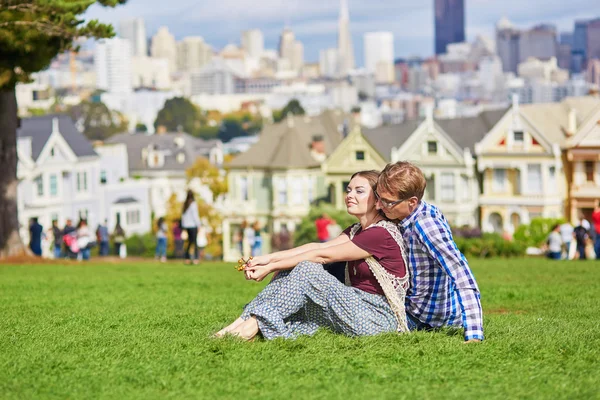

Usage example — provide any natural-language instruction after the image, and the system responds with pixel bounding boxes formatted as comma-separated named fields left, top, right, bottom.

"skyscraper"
left=119, top=18, right=147, bottom=57
left=337, top=0, right=355, bottom=76
left=242, top=29, right=265, bottom=59
left=364, top=32, right=395, bottom=83
left=587, top=19, right=600, bottom=61
left=518, top=24, right=557, bottom=62
left=151, top=27, right=177, bottom=73
left=434, top=0, right=465, bottom=55
left=95, top=38, right=132, bottom=93
left=496, top=18, right=520, bottom=73
left=176, top=37, right=213, bottom=72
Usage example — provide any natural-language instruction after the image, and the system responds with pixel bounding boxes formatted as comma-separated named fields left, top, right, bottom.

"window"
left=527, top=164, right=542, bottom=194
left=492, top=169, right=506, bottom=192
left=239, top=177, right=248, bottom=201
left=291, top=178, right=303, bottom=205
left=76, top=172, right=87, bottom=192
left=307, top=177, right=314, bottom=203
left=355, top=151, right=365, bottom=161
left=513, top=131, right=524, bottom=143
left=83, top=172, right=87, bottom=191
left=126, top=209, right=140, bottom=225
left=35, top=175, right=44, bottom=196
left=427, top=141, right=438, bottom=154
left=50, top=174, right=57, bottom=196
left=79, top=209, right=88, bottom=219
left=585, top=161, right=595, bottom=182
left=50, top=148, right=55, bottom=157
left=440, top=173, right=455, bottom=202
left=277, top=178, right=287, bottom=205
left=100, top=170, right=107, bottom=185
left=425, top=174, right=436, bottom=201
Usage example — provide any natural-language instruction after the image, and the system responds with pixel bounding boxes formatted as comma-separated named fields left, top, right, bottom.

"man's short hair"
left=378, top=161, right=426, bottom=201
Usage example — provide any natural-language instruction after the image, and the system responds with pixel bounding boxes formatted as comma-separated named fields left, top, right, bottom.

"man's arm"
left=415, top=217, right=484, bottom=341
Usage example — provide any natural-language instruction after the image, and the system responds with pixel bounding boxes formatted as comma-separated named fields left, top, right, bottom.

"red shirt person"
left=315, top=213, right=332, bottom=242
left=592, top=201, right=600, bottom=259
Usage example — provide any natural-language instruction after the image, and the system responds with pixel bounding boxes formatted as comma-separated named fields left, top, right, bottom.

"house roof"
left=106, top=132, right=222, bottom=172
left=519, top=97, right=600, bottom=147
left=228, top=110, right=350, bottom=169
left=17, top=114, right=98, bottom=160
left=363, top=108, right=507, bottom=161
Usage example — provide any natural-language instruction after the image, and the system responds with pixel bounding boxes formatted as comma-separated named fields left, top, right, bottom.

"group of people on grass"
left=29, top=217, right=126, bottom=261
left=547, top=206, right=600, bottom=260
left=216, top=161, right=484, bottom=343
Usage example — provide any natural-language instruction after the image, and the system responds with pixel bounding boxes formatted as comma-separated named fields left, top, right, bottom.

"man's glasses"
left=375, top=192, right=406, bottom=209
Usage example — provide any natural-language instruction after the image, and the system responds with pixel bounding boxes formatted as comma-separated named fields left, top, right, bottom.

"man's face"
left=375, top=188, right=418, bottom=221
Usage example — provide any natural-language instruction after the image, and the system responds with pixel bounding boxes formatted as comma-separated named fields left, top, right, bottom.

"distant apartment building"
left=177, top=37, right=213, bottom=72
left=151, top=27, right=177, bottom=73
left=364, top=32, right=395, bottom=83
left=241, top=29, right=265, bottom=59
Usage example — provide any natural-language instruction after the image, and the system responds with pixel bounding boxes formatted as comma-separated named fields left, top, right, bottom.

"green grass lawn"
left=1, top=259, right=600, bottom=399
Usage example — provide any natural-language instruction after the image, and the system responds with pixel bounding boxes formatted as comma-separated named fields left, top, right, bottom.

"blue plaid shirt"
left=400, top=201, right=484, bottom=341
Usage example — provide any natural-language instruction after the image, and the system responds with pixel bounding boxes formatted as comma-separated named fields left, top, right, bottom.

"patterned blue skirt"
left=241, top=261, right=397, bottom=339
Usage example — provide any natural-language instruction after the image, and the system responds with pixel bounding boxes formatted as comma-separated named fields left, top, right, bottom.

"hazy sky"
left=85, top=0, right=599, bottom=65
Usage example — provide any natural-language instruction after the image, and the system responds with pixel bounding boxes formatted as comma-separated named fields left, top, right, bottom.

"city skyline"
left=85, top=0, right=599, bottom=64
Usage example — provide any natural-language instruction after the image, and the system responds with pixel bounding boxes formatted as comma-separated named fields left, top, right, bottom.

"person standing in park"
left=559, top=222, right=574, bottom=260
left=251, top=222, right=263, bottom=256
left=155, top=217, right=168, bottom=263
left=29, top=217, right=43, bottom=257
left=63, top=219, right=76, bottom=259
left=573, top=220, right=590, bottom=260
left=112, top=222, right=126, bottom=258
left=172, top=220, right=184, bottom=259
left=51, top=220, right=63, bottom=259
left=181, top=190, right=201, bottom=265
left=592, top=201, right=600, bottom=260
left=315, top=213, right=332, bottom=242
left=96, top=219, right=110, bottom=257
left=546, top=224, right=563, bottom=260
left=76, top=219, right=92, bottom=261
left=376, top=161, right=484, bottom=342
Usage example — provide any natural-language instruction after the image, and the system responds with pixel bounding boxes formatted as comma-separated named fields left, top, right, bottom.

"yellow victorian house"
left=475, top=95, right=600, bottom=233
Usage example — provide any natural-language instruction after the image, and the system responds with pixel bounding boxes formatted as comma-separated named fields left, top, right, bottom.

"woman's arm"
left=248, top=233, right=350, bottom=266
left=245, top=240, right=370, bottom=281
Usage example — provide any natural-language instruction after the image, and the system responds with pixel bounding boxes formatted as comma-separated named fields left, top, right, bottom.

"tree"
left=154, top=97, right=202, bottom=134
left=0, top=0, right=126, bottom=258
left=217, top=119, right=247, bottom=143
left=273, top=99, right=305, bottom=122
left=68, top=100, right=128, bottom=140
left=185, top=158, right=228, bottom=201
left=135, top=123, right=147, bottom=133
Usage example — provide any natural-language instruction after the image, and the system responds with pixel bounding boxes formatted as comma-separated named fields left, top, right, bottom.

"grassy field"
left=1, top=258, right=599, bottom=399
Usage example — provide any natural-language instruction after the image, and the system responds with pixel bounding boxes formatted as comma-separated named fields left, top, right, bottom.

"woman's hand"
left=246, top=254, right=272, bottom=268
left=244, top=264, right=273, bottom=282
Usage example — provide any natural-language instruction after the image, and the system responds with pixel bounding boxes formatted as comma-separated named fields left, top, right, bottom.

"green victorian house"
left=222, top=111, right=386, bottom=261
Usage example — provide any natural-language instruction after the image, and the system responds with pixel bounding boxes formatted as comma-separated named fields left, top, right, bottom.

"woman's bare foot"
left=214, top=317, right=245, bottom=338
left=229, top=316, right=259, bottom=341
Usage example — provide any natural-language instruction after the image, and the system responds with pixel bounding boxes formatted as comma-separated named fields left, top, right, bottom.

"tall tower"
left=337, top=0, right=355, bottom=76
left=434, top=0, right=465, bottom=55
left=119, top=17, right=147, bottom=57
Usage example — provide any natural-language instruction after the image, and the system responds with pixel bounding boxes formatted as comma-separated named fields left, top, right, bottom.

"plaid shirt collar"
left=399, top=200, right=426, bottom=232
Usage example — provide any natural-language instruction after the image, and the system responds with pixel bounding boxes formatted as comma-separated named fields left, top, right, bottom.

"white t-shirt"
left=548, top=231, right=563, bottom=253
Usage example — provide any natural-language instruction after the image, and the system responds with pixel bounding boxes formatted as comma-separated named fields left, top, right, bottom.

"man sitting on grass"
left=376, top=161, right=484, bottom=343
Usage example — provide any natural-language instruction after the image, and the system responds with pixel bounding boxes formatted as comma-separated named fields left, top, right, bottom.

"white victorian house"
left=16, top=115, right=152, bottom=247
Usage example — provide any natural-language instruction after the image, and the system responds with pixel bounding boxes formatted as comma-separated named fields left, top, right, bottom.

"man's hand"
left=244, top=265, right=272, bottom=282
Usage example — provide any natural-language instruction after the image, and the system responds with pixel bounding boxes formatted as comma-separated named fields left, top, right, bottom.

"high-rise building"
left=119, top=18, right=147, bottom=57
left=278, top=28, right=303, bottom=72
left=434, top=0, right=465, bottom=55
left=496, top=18, right=520, bottom=73
left=95, top=38, right=132, bottom=93
left=337, top=0, right=355, bottom=76
left=320, top=48, right=338, bottom=77
left=241, top=29, right=264, bottom=59
left=518, top=24, right=557, bottom=62
left=364, top=32, right=395, bottom=83
left=151, top=27, right=177, bottom=73
left=176, top=37, right=213, bottom=72
left=572, top=20, right=589, bottom=73
left=559, top=32, right=573, bottom=46
left=586, top=19, right=600, bottom=61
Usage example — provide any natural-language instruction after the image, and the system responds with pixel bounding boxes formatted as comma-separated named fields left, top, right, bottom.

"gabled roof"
left=106, top=132, right=222, bottom=172
left=228, top=110, right=349, bottom=169
left=519, top=97, right=600, bottom=147
left=363, top=108, right=506, bottom=161
left=17, top=114, right=97, bottom=160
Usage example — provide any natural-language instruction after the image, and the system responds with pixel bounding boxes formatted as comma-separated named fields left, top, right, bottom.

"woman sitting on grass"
left=215, top=170, right=409, bottom=340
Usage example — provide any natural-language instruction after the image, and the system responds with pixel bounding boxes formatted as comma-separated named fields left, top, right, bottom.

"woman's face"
left=345, top=176, right=376, bottom=216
